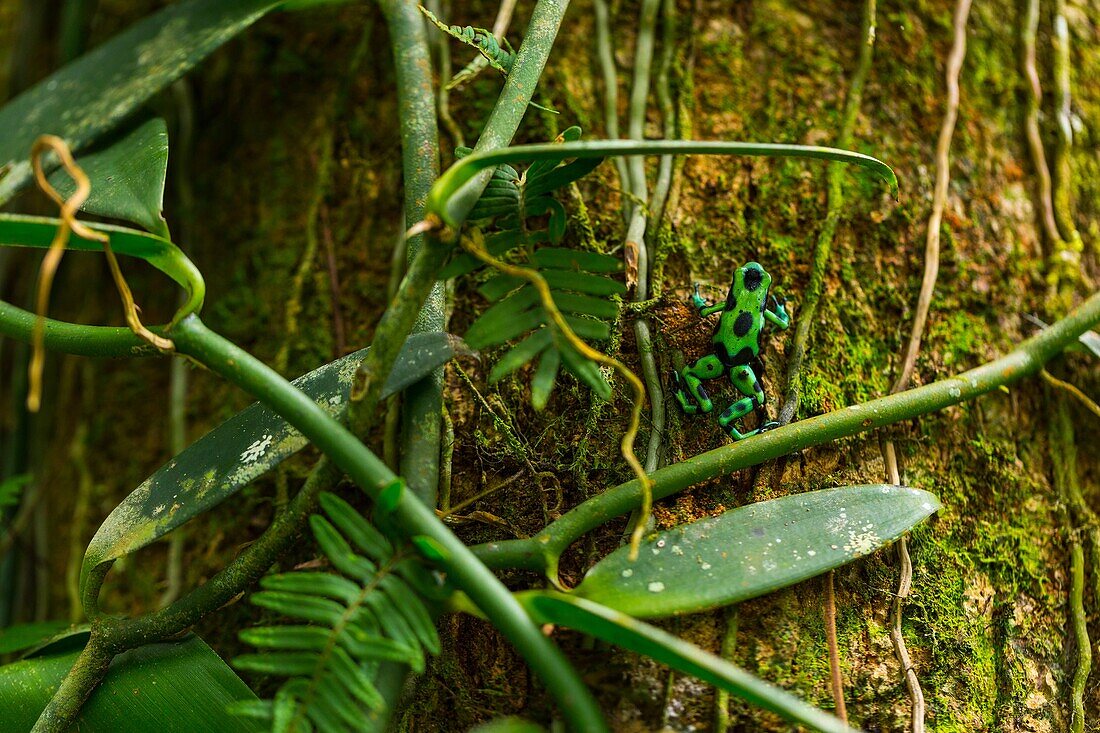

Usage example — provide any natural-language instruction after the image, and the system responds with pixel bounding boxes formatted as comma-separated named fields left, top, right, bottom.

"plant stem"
left=379, top=0, right=445, bottom=505
left=591, top=0, right=631, bottom=208
left=30, top=628, right=115, bottom=733
left=171, top=318, right=608, bottom=732
left=823, top=571, right=846, bottom=724
left=472, top=289, right=1100, bottom=573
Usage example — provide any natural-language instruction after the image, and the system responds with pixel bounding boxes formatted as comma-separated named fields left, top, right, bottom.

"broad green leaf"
left=429, top=140, right=899, bottom=228
left=0, top=213, right=204, bottom=320
left=47, top=117, right=169, bottom=236
left=574, top=485, right=940, bottom=618
left=0, top=634, right=262, bottom=732
left=80, top=333, right=461, bottom=609
left=0, top=621, right=71, bottom=656
left=0, top=0, right=285, bottom=203
left=521, top=593, right=854, bottom=733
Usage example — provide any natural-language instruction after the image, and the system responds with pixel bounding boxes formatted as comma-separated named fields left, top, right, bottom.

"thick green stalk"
left=351, top=0, right=572, bottom=437
left=172, top=318, right=607, bottom=732
left=378, top=0, right=445, bottom=505
left=445, top=0, right=571, bottom=217
left=472, top=289, right=1100, bottom=575
left=36, top=317, right=606, bottom=732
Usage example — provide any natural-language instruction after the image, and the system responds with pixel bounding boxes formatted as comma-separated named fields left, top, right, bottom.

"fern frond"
left=419, top=5, right=515, bottom=77
left=233, top=492, right=440, bottom=732
left=449, top=127, right=619, bottom=409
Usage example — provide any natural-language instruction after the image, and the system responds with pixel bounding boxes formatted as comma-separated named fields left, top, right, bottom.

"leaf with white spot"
left=0, top=0, right=285, bottom=204
left=80, top=333, right=464, bottom=608
left=572, top=485, right=940, bottom=618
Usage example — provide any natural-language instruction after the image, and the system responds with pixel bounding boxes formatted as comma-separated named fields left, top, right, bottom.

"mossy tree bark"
left=1, top=0, right=1097, bottom=731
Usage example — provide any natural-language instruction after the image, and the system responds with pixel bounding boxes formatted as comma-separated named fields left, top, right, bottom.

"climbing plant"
left=0, top=2, right=1097, bottom=733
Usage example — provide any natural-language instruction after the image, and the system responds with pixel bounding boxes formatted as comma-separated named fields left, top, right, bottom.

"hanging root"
left=459, top=228, right=654, bottom=561
left=26, top=136, right=173, bottom=411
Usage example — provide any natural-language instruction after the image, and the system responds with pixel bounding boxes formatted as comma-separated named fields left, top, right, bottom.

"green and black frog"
left=670, top=262, right=791, bottom=440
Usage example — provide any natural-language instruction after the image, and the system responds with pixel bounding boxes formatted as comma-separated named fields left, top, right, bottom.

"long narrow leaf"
left=522, top=593, right=856, bottom=733
left=0, top=0, right=284, bottom=203
left=574, top=485, right=940, bottom=617
left=429, top=140, right=899, bottom=227
left=79, top=333, right=459, bottom=609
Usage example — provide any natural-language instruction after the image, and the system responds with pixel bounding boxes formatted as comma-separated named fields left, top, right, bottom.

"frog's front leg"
left=717, top=365, right=773, bottom=440
left=671, top=354, right=724, bottom=414
left=764, top=295, right=791, bottom=330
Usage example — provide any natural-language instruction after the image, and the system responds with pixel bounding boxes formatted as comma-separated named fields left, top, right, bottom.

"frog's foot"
left=670, top=370, right=699, bottom=414
left=758, top=420, right=780, bottom=433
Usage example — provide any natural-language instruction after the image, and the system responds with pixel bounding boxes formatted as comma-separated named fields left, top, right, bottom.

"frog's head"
left=734, top=262, right=771, bottom=295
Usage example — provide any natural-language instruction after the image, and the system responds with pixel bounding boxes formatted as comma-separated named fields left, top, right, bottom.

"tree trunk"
left=2, top=0, right=1097, bottom=730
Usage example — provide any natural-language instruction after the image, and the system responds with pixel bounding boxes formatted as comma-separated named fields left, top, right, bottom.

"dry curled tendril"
left=457, top=227, right=655, bottom=560
left=27, top=135, right=173, bottom=412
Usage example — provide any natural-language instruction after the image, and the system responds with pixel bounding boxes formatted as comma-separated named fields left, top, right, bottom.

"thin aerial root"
left=893, top=0, right=972, bottom=393
left=883, top=439, right=927, bottom=733
left=27, top=135, right=172, bottom=410
left=1041, top=369, right=1100, bottom=419
left=459, top=229, right=654, bottom=562
left=824, top=570, right=847, bottom=724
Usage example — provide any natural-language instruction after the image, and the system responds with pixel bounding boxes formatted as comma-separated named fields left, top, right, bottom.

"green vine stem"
left=471, top=289, right=1100, bottom=576
left=379, top=0, right=445, bottom=505
left=31, top=315, right=607, bottom=733
left=351, top=0, right=572, bottom=436
left=591, top=0, right=631, bottom=209
left=430, top=140, right=898, bottom=228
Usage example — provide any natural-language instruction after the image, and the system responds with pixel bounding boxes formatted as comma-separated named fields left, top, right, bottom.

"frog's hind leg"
left=718, top=365, right=766, bottom=440
left=672, top=355, right=724, bottom=414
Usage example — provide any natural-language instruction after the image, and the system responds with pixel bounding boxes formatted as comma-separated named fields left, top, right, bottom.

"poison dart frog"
left=670, top=262, right=791, bottom=440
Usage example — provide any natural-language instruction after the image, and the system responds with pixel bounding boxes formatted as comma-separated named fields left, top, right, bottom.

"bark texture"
left=1, top=0, right=1098, bottom=731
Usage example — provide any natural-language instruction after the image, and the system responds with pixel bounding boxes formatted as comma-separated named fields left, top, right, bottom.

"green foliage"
left=419, top=5, right=515, bottom=87
left=79, top=334, right=461, bottom=613
left=0, top=635, right=261, bottom=731
left=232, top=492, right=441, bottom=732
left=449, top=127, right=621, bottom=409
left=46, top=117, right=169, bottom=236
left=0, top=621, right=71, bottom=656
left=0, top=0, right=285, bottom=203
left=521, top=593, right=852, bottom=733
left=572, top=485, right=941, bottom=618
